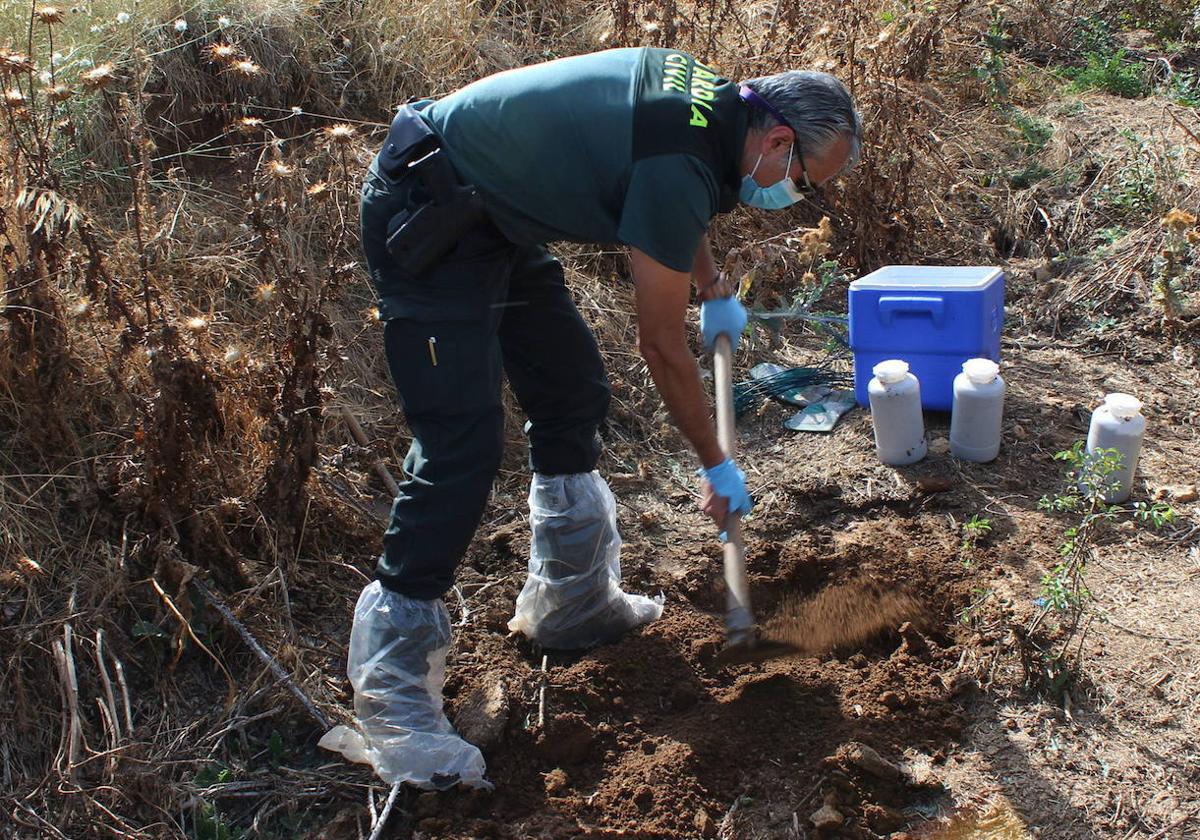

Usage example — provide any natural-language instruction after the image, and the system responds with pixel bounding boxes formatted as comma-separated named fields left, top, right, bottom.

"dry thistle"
left=4, top=87, right=27, bottom=106
left=323, top=123, right=356, bottom=145
left=80, top=63, right=117, bottom=90
left=16, top=555, right=45, bottom=576
left=205, top=42, right=239, bottom=63
left=185, top=315, right=209, bottom=332
left=45, top=83, right=71, bottom=102
left=69, top=299, right=90, bottom=317
left=1163, top=208, right=1197, bottom=234
left=306, top=181, right=330, bottom=200
left=0, top=52, right=35, bottom=75
left=256, top=282, right=277, bottom=303
left=230, top=59, right=262, bottom=78
left=35, top=6, right=64, bottom=24
left=217, top=497, right=245, bottom=516
left=266, top=160, right=295, bottom=179
left=234, top=116, right=264, bottom=133
left=223, top=346, right=244, bottom=364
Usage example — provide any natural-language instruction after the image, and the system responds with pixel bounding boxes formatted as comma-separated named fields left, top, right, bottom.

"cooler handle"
left=878, top=295, right=945, bottom=327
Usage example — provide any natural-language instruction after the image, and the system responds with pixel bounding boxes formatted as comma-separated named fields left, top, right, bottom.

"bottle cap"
left=1103, top=392, right=1142, bottom=420
left=962, top=358, right=1000, bottom=385
left=872, top=359, right=910, bottom=384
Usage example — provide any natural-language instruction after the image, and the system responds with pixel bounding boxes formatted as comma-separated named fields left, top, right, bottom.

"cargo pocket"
left=383, top=316, right=503, bottom=420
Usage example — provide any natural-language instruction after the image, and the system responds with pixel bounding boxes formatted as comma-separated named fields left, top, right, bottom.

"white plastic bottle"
left=868, top=359, right=927, bottom=465
left=950, top=358, right=1005, bottom=463
left=1086, top=393, right=1146, bottom=503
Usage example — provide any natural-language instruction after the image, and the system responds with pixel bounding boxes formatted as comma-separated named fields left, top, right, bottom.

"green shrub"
left=1063, top=50, right=1151, bottom=98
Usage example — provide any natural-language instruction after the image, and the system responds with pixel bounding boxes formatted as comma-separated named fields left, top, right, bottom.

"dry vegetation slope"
left=1, top=0, right=1198, bottom=838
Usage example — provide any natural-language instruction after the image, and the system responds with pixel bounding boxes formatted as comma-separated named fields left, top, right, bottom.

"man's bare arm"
left=630, top=247, right=725, bottom=470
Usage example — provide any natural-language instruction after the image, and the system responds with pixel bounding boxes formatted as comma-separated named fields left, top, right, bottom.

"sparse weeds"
left=1099, top=136, right=1159, bottom=217
left=1023, top=442, right=1176, bottom=697
left=959, top=514, right=993, bottom=568
left=1062, top=48, right=1151, bottom=98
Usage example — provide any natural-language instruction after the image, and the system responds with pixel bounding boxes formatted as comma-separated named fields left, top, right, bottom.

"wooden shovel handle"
left=713, top=335, right=754, bottom=635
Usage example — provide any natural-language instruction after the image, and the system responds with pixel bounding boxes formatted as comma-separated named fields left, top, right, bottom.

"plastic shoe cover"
left=508, top=471, right=664, bottom=649
left=334, top=581, right=491, bottom=790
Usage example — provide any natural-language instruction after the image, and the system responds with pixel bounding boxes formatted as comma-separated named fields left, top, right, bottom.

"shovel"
left=711, top=334, right=801, bottom=666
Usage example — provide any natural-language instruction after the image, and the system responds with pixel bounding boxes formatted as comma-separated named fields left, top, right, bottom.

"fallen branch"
left=51, top=624, right=83, bottom=782
left=94, top=629, right=121, bottom=742
left=340, top=406, right=400, bottom=497
left=192, top=578, right=332, bottom=730
left=367, top=782, right=403, bottom=840
left=537, top=654, right=549, bottom=729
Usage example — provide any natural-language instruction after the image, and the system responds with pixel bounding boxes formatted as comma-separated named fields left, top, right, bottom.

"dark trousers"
left=359, top=161, right=611, bottom=601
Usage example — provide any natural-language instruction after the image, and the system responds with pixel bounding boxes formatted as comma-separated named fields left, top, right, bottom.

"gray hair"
left=741, top=70, right=862, bottom=170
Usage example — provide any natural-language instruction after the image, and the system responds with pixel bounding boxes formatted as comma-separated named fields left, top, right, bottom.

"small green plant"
left=1166, top=71, right=1200, bottom=107
left=973, top=7, right=1011, bottom=104
left=959, top=514, right=993, bottom=567
left=1099, top=144, right=1158, bottom=217
left=193, top=765, right=242, bottom=840
left=1026, top=443, right=1176, bottom=696
left=1062, top=50, right=1151, bottom=98
left=1010, top=110, right=1053, bottom=154
left=957, top=585, right=993, bottom=626
left=1074, top=15, right=1118, bottom=56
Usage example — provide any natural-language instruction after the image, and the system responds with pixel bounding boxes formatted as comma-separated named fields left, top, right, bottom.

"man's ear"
left=762, top=124, right=794, bottom=155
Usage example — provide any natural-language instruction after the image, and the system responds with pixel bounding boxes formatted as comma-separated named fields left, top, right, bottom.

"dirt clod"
left=536, top=713, right=595, bottom=766
left=454, top=678, right=510, bottom=750
left=633, top=784, right=654, bottom=811
left=1155, top=484, right=1198, bottom=503
left=840, top=741, right=903, bottom=782
left=898, top=621, right=930, bottom=657
left=916, top=475, right=954, bottom=494
left=694, top=807, right=717, bottom=838
left=811, top=803, right=845, bottom=831
left=544, top=767, right=569, bottom=795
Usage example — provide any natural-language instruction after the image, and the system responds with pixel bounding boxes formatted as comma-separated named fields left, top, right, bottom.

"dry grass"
left=1, top=0, right=1198, bottom=835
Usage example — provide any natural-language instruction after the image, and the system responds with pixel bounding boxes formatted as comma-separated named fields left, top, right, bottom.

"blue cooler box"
left=849, top=266, right=1004, bottom=412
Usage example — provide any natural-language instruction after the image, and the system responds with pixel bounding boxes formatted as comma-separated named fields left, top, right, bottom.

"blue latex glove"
left=699, top=458, right=753, bottom=518
left=699, top=297, right=748, bottom=351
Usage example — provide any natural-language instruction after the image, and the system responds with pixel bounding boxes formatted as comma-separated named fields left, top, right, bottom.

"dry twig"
left=192, top=578, right=333, bottom=730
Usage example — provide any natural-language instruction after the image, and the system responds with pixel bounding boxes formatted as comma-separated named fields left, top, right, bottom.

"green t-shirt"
left=422, top=48, right=746, bottom=273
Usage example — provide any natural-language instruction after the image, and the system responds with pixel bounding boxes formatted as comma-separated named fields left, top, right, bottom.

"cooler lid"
left=850, top=265, right=1003, bottom=291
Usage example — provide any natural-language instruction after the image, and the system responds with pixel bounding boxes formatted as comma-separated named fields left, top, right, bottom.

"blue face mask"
left=739, top=144, right=805, bottom=210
